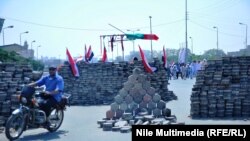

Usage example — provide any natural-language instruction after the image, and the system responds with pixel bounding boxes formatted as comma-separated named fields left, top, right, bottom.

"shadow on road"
left=18, top=130, right=69, bottom=141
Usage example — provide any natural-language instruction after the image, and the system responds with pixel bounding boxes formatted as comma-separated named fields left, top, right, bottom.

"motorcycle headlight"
left=21, top=97, right=27, bottom=104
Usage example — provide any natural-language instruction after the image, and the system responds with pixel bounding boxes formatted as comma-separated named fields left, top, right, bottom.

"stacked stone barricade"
left=59, top=59, right=177, bottom=105
left=0, top=63, right=41, bottom=127
left=191, top=56, right=250, bottom=118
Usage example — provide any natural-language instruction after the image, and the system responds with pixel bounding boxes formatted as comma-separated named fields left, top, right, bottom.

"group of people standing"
left=167, top=59, right=207, bottom=80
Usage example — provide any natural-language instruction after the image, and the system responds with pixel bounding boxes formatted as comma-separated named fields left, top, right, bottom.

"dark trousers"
left=39, top=97, right=58, bottom=117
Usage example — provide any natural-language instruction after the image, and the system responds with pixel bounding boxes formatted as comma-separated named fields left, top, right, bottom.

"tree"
left=202, top=49, right=226, bottom=60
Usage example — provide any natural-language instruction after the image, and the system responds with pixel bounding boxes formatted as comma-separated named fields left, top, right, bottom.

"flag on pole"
left=84, top=44, right=87, bottom=62
left=178, top=48, right=186, bottom=63
left=121, top=35, right=124, bottom=51
left=126, top=34, right=159, bottom=40
left=138, top=45, right=157, bottom=73
left=86, top=45, right=94, bottom=62
left=75, top=56, right=84, bottom=63
left=163, top=46, right=168, bottom=69
left=66, top=48, right=79, bottom=77
left=102, top=46, right=107, bottom=62
left=110, top=36, right=114, bottom=52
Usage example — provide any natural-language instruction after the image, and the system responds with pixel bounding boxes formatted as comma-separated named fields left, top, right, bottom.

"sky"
left=0, top=0, right=249, bottom=60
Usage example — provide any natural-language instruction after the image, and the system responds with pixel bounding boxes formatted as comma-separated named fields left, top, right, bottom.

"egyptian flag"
left=138, top=46, right=157, bottom=73
left=86, top=45, right=94, bottom=61
left=102, top=46, right=107, bottom=62
left=66, top=48, right=79, bottom=77
left=75, top=56, right=83, bottom=63
left=163, top=46, right=168, bottom=68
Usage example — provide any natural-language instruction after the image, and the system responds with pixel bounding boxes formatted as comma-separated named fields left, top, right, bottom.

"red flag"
left=143, top=34, right=159, bottom=40
left=163, top=46, right=167, bottom=68
left=86, top=45, right=91, bottom=58
left=102, top=47, right=107, bottom=62
left=138, top=46, right=157, bottom=73
left=66, top=48, right=79, bottom=77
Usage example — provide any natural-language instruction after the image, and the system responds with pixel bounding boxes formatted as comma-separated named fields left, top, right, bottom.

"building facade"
left=0, top=43, right=34, bottom=58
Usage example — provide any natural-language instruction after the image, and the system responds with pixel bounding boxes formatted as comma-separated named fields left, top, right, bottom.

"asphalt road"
left=0, top=79, right=249, bottom=141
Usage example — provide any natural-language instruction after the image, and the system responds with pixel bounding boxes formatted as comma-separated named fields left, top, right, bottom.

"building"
left=0, top=42, right=34, bottom=58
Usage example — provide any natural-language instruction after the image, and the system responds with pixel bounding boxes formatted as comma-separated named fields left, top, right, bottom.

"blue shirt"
left=36, top=74, right=64, bottom=102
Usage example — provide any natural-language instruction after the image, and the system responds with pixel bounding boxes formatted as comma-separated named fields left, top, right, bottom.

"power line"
left=1, top=16, right=185, bottom=31
left=2, top=16, right=112, bottom=31
left=191, top=0, right=236, bottom=12
left=189, top=20, right=243, bottom=38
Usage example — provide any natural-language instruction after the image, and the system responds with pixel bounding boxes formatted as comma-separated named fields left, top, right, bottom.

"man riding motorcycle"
left=28, top=65, right=64, bottom=117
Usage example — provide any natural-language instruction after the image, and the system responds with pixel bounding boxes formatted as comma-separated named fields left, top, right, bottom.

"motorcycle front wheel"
left=5, top=114, right=26, bottom=140
left=47, top=109, right=64, bottom=132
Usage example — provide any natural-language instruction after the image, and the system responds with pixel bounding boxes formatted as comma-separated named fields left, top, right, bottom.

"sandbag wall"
left=59, top=59, right=177, bottom=105
left=0, top=63, right=39, bottom=127
left=191, top=56, right=250, bottom=118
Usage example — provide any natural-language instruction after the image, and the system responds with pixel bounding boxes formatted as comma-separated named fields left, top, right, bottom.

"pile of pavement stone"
left=59, top=58, right=177, bottom=105
left=0, top=63, right=42, bottom=127
left=191, top=56, right=250, bottom=118
left=97, top=68, right=183, bottom=133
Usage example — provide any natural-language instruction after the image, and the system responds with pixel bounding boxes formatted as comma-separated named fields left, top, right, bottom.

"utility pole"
left=185, top=0, right=188, bottom=63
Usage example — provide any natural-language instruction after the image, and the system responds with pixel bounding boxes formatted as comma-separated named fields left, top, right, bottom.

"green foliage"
left=125, top=47, right=228, bottom=64
left=202, top=49, right=226, bottom=60
left=0, top=49, right=44, bottom=70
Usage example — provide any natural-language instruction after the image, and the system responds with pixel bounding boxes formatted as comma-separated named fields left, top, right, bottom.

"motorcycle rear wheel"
left=47, top=109, right=64, bottom=132
left=5, top=114, right=26, bottom=140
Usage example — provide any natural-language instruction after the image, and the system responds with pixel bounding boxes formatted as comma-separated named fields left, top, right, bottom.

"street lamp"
left=149, top=16, right=153, bottom=60
left=213, top=26, right=219, bottom=58
left=20, top=31, right=29, bottom=45
left=239, top=22, right=248, bottom=49
left=31, top=40, right=35, bottom=50
left=127, top=29, right=140, bottom=54
left=189, top=36, right=193, bottom=54
left=2, top=25, right=14, bottom=45
left=36, top=45, right=41, bottom=60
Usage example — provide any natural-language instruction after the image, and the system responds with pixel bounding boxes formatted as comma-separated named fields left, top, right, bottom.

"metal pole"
left=37, top=45, right=41, bottom=60
left=37, top=46, right=38, bottom=60
left=19, top=31, right=29, bottom=46
left=189, top=37, right=193, bottom=54
left=246, top=25, right=248, bottom=49
left=217, top=28, right=219, bottom=58
left=2, top=29, right=4, bottom=45
left=20, top=33, right=22, bottom=45
left=31, top=40, right=35, bottom=50
left=3, top=26, right=14, bottom=45
left=149, top=16, right=153, bottom=60
left=213, top=26, right=218, bottom=58
left=185, top=0, right=188, bottom=63
left=127, top=29, right=140, bottom=54
left=239, top=22, right=248, bottom=49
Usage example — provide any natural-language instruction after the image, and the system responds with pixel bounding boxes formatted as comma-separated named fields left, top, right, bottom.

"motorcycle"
left=5, top=86, right=71, bottom=140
